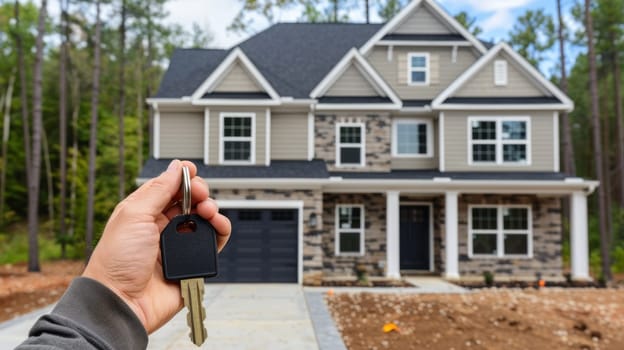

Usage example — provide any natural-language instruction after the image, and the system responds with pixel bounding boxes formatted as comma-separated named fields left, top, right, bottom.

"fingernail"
left=167, top=159, right=180, bottom=172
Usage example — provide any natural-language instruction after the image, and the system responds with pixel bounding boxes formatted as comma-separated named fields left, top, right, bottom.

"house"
left=141, top=0, right=598, bottom=284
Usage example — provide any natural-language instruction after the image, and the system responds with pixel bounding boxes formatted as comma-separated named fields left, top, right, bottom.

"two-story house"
left=141, top=0, right=597, bottom=284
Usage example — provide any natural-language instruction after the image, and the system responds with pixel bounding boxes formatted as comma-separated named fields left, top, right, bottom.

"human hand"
left=82, top=159, right=231, bottom=334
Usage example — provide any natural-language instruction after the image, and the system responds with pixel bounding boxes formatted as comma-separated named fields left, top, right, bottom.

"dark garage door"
left=210, top=208, right=298, bottom=282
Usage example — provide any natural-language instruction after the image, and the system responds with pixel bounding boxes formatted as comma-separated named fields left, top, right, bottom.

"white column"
left=386, top=191, right=400, bottom=279
left=445, top=191, right=459, bottom=279
left=571, top=191, right=590, bottom=280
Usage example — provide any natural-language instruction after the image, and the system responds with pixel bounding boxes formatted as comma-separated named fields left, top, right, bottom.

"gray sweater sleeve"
left=16, top=277, right=148, bottom=350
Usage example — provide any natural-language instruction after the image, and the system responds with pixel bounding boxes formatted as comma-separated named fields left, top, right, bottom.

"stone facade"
left=315, top=113, right=391, bottom=172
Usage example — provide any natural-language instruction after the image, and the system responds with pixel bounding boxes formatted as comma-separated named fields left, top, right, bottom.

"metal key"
left=160, top=166, right=218, bottom=346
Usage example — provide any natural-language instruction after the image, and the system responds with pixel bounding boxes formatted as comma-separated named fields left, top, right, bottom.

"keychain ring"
left=182, top=166, right=192, bottom=216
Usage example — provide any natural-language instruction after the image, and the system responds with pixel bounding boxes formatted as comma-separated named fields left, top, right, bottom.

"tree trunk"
left=28, top=0, right=47, bottom=272
left=0, top=74, right=15, bottom=226
left=42, top=128, right=54, bottom=229
left=600, top=76, right=613, bottom=244
left=118, top=0, right=127, bottom=200
left=365, top=0, right=369, bottom=24
left=69, top=70, right=80, bottom=241
left=557, top=0, right=576, bottom=176
left=612, top=40, right=624, bottom=207
left=147, top=15, right=154, bottom=160
left=86, top=0, right=101, bottom=262
left=585, top=0, right=612, bottom=282
left=58, top=0, right=68, bottom=258
left=136, top=45, right=143, bottom=172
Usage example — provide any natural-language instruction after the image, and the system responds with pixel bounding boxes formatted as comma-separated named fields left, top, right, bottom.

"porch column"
left=570, top=191, right=590, bottom=280
left=445, top=191, right=459, bottom=279
left=386, top=191, right=400, bottom=279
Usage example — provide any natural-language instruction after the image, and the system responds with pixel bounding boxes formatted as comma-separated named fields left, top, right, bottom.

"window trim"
left=494, top=60, right=508, bottom=86
left=335, top=204, right=365, bottom=256
left=392, top=118, right=434, bottom=158
left=336, top=122, right=366, bottom=167
left=219, top=112, right=256, bottom=165
left=407, top=52, right=430, bottom=86
left=467, top=204, right=533, bottom=259
left=467, top=116, right=531, bottom=166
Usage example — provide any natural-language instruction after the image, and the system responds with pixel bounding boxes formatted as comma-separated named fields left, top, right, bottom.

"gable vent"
left=494, top=60, right=508, bottom=86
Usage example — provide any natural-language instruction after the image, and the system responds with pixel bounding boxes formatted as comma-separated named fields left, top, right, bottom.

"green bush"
left=0, top=232, right=82, bottom=265
left=612, top=245, right=624, bottom=273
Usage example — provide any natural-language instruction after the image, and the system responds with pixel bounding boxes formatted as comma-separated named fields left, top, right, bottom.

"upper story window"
left=408, top=53, right=429, bottom=86
left=220, top=113, right=255, bottom=164
left=392, top=119, right=433, bottom=157
left=494, top=60, right=508, bottom=86
left=469, top=205, right=532, bottom=258
left=335, top=205, right=364, bottom=255
left=336, top=123, right=365, bottom=167
left=469, top=117, right=530, bottom=165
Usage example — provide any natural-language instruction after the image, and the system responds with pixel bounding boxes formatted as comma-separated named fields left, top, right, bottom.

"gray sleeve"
left=15, top=277, right=148, bottom=350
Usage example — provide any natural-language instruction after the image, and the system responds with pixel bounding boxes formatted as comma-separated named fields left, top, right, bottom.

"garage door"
left=210, top=208, right=298, bottom=282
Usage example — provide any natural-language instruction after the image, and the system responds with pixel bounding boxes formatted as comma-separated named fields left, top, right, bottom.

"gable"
left=213, top=60, right=264, bottom=93
left=454, top=52, right=549, bottom=98
left=393, top=3, right=455, bottom=35
left=325, top=64, right=380, bottom=97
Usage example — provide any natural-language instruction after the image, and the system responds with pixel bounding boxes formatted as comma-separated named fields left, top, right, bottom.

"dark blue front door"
left=400, top=205, right=430, bottom=270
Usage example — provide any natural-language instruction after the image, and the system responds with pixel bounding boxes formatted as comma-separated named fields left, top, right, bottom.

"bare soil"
left=327, top=288, right=624, bottom=350
left=0, top=260, right=84, bottom=322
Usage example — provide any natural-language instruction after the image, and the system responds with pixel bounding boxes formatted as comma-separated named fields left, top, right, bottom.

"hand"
left=82, top=159, right=231, bottom=334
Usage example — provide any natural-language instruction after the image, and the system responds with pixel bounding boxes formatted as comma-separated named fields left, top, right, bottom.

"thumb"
left=126, top=159, right=183, bottom=216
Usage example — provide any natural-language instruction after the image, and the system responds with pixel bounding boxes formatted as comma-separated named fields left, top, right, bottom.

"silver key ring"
left=182, top=166, right=191, bottom=216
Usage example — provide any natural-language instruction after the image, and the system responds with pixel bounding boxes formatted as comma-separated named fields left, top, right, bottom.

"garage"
left=210, top=208, right=299, bottom=283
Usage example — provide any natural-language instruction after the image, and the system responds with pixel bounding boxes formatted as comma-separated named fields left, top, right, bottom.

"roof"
left=155, top=23, right=382, bottom=99
left=444, top=96, right=562, bottom=104
left=329, top=171, right=569, bottom=181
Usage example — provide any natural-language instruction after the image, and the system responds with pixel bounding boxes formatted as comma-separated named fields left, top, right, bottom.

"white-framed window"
left=468, top=205, right=532, bottom=258
left=219, top=113, right=255, bottom=164
left=407, top=52, right=429, bottom=85
left=336, top=122, right=365, bottom=167
left=494, top=60, right=508, bottom=86
left=392, top=118, right=433, bottom=157
left=335, top=204, right=364, bottom=255
left=468, top=116, right=530, bottom=165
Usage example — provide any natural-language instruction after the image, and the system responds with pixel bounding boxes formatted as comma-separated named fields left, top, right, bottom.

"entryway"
left=400, top=204, right=432, bottom=271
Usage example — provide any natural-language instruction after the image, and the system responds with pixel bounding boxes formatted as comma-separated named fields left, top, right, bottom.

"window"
left=392, top=119, right=433, bottom=157
left=469, top=205, right=532, bottom=258
left=336, top=123, right=365, bottom=167
left=220, top=113, right=255, bottom=164
left=408, top=53, right=429, bottom=85
left=335, top=205, right=364, bottom=255
left=494, top=60, right=508, bottom=86
left=469, top=117, right=530, bottom=165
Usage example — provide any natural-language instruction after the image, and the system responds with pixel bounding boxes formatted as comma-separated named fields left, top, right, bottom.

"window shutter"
left=494, top=60, right=508, bottom=86
left=429, top=54, right=439, bottom=85
left=398, top=54, right=407, bottom=85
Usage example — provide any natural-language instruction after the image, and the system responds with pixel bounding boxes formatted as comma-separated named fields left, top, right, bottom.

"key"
left=160, top=166, right=218, bottom=346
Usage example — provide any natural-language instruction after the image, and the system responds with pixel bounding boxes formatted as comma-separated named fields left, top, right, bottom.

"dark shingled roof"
left=329, top=171, right=569, bottom=181
left=139, top=158, right=330, bottom=179
left=444, top=96, right=562, bottom=104
left=155, top=23, right=383, bottom=99
left=403, top=99, right=431, bottom=107
left=202, top=92, right=271, bottom=99
left=319, top=96, right=393, bottom=104
left=382, top=33, right=466, bottom=41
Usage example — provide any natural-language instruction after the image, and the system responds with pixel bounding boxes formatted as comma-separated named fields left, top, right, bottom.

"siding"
left=326, top=65, right=379, bottom=97
left=443, top=110, right=555, bottom=171
left=393, top=4, right=453, bottom=34
left=213, top=61, right=263, bottom=93
left=367, top=46, right=478, bottom=100
left=207, top=107, right=268, bottom=165
left=271, top=114, right=308, bottom=160
left=391, top=116, right=438, bottom=170
left=455, top=52, right=547, bottom=97
left=159, top=112, right=204, bottom=159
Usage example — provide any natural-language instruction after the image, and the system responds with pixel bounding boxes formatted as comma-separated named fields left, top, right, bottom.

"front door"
left=400, top=205, right=430, bottom=270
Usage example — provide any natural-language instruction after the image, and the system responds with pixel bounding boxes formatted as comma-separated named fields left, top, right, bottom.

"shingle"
left=319, top=96, right=393, bottom=104
left=329, top=171, right=569, bottom=181
left=444, top=96, right=561, bottom=104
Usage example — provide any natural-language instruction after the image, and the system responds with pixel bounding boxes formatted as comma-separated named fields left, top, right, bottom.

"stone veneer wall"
left=322, top=193, right=387, bottom=277
left=457, top=195, right=563, bottom=279
left=315, top=113, right=391, bottom=172
left=211, top=188, right=324, bottom=285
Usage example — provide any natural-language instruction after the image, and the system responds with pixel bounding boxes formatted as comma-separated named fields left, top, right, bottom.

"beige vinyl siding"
left=207, top=107, right=267, bottom=165
left=394, top=4, right=453, bottom=34
left=443, top=111, right=555, bottom=171
left=271, top=114, right=308, bottom=159
left=213, top=61, right=263, bottom=93
left=455, top=53, right=547, bottom=97
left=326, top=65, right=378, bottom=96
left=159, top=112, right=204, bottom=159
left=367, top=46, right=478, bottom=100
left=391, top=117, right=438, bottom=170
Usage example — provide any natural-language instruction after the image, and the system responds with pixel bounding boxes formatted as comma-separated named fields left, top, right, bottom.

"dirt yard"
left=0, top=260, right=84, bottom=322
left=327, top=288, right=624, bottom=350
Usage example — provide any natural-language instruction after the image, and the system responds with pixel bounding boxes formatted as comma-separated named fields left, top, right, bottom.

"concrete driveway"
left=148, top=284, right=319, bottom=350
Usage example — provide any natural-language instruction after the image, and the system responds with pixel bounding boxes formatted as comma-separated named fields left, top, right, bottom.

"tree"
left=585, top=0, right=612, bottom=283
left=454, top=11, right=482, bottom=37
left=508, top=9, right=556, bottom=68
left=556, top=0, right=575, bottom=177
left=378, top=0, right=405, bottom=21
left=189, top=22, right=213, bottom=48
left=228, top=0, right=299, bottom=33
left=58, top=0, right=69, bottom=257
left=118, top=0, right=127, bottom=200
